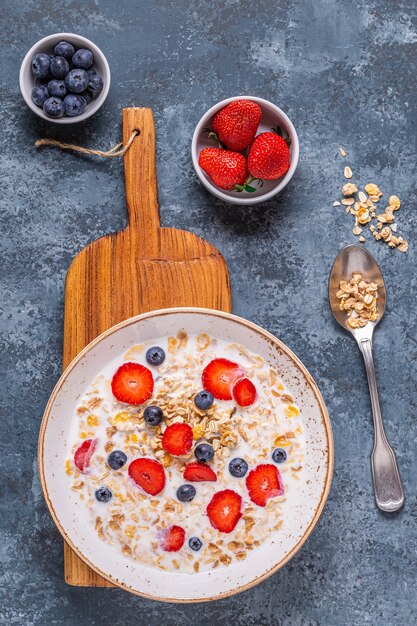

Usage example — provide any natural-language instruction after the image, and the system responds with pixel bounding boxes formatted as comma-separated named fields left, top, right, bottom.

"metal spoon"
left=329, top=244, right=404, bottom=512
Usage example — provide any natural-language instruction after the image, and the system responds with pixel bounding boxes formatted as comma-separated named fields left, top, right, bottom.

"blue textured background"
left=1, top=1, right=416, bottom=624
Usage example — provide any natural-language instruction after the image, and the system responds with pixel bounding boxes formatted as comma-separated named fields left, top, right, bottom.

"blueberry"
left=95, top=487, right=112, bottom=502
left=64, top=94, right=87, bottom=117
left=48, top=79, right=67, bottom=98
left=54, top=41, right=75, bottom=60
left=88, top=68, right=98, bottom=77
left=272, top=448, right=287, bottom=464
left=188, top=537, right=202, bottom=552
left=72, top=48, right=94, bottom=69
left=31, top=85, right=49, bottom=107
left=43, top=97, right=64, bottom=118
left=31, top=53, right=51, bottom=79
left=107, top=450, right=127, bottom=470
left=65, top=69, right=89, bottom=94
left=146, top=346, right=165, bottom=366
left=50, top=56, right=69, bottom=79
left=143, top=405, right=163, bottom=426
left=79, top=90, right=93, bottom=104
left=194, top=390, right=214, bottom=411
left=228, top=457, right=249, bottom=477
left=194, top=443, right=214, bottom=463
left=87, top=72, right=103, bottom=98
left=177, top=484, right=196, bottom=502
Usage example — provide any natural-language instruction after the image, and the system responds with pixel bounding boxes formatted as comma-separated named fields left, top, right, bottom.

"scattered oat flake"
left=365, top=183, right=381, bottom=197
left=337, top=176, right=409, bottom=253
left=333, top=201, right=341, bottom=207
left=339, top=147, right=347, bottom=157
left=342, top=183, right=358, bottom=196
left=344, top=166, right=353, bottom=179
left=389, top=195, right=401, bottom=210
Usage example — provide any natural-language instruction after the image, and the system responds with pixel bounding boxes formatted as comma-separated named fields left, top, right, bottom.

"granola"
left=336, top=273, right=378, bottom=328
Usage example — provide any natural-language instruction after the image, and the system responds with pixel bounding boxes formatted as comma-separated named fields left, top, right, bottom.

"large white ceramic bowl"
left=191, top=96, right=299, bottom=205
left=20, top=33, right=110, bottom=124
left=39, top=308, right=333, bottom=602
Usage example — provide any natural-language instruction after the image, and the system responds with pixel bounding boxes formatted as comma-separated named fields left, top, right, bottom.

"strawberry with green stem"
left=199, top=148, right=257, bottom=192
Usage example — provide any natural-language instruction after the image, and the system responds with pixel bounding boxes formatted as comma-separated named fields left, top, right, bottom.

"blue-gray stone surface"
left=1, top=0, right=416, bottom=624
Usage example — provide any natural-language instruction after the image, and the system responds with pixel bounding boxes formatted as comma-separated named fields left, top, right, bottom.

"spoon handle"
left=359, top=338, right=404, bottom=512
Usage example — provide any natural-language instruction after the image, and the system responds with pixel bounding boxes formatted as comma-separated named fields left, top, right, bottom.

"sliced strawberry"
left=158, top=525, right=186, bottom=552
left=232, top=377, right=257, bottom=407
left=111, top=362, right=154, bottom=405
left=202, top=358, right=245, bottom=401
left=74, top=438, right=97, bottom=474
left=128, top=457, right=166, bottom=496
left=246, top=464, right=284, bottom=507
left=206, top=489, right=243, bottom=533
left=184, top=462, right=217, bottom=482
left=161, top=423, right=193, bottom=456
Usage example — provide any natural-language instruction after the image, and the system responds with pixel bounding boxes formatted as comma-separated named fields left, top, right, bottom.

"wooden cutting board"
left=63, top=107, right=232, bottom=587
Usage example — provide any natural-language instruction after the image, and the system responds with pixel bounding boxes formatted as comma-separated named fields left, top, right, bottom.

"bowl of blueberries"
left=20, top=33, right=110, bottom=123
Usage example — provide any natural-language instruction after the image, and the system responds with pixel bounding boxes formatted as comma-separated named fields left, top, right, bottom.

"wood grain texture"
left=63, top=108, right=231, bottom=587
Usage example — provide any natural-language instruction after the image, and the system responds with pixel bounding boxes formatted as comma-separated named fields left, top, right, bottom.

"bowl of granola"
left=39, top=308, right=333, bottom=601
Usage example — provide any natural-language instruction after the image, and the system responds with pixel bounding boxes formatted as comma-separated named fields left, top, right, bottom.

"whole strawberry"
left=247, top=132, right=290, bottom=180
left=199, top=147, right=253, bottom=191
left=211, top=100, right=262, bottom=151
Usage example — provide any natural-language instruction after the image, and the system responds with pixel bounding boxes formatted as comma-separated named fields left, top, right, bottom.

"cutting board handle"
left=123, top=108, right=161, bottom=236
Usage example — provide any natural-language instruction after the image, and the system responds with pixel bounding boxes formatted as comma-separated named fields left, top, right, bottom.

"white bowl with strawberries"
left=192, top=96, right=299, bottom=205
left=39, top=308, right=332, bottom=602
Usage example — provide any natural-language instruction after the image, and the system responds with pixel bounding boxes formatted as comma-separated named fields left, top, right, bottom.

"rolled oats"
left=337, top=273, right=378, bottom=328
left=334, top=157, right=409, bottom=252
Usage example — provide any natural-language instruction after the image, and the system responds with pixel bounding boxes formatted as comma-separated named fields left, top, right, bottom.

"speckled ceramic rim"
left=191, top=96, right=300, bottom=205
left=19, top=33, right=111, bottom=124
left=39, top=308, right=333, bottom=602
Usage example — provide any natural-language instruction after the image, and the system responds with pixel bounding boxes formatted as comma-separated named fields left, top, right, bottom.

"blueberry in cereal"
left=144, top=405, right=164, bottom=426
left=229, top=457, right=249, bottom=478
left=188, top=537, right=203, bottom=551
left=95, top=486, right=112, bottom=503
left=272, top=448, right=287, bottom=464
left=176, top=484, right=197, bottom=502
left=194, top=443, right=214, bottom=463
left=194, top=390, right=214, bottom=410
left=146, top=346, right=166, bottom=366
left=107, top=450, right=127, bottom=470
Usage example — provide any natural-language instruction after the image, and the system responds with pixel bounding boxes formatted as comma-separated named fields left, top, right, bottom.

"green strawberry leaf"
left=244, top=184, right=256, bottom=192
left=272, top=126, right=291, bottom=147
